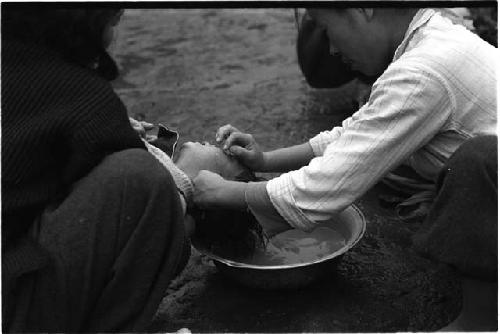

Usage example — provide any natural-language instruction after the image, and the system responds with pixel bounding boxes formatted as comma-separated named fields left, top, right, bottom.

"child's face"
left=175, top=141, right=250, bottom=180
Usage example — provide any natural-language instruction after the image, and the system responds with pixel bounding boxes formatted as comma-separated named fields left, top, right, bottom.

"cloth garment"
left=252, top=8, right=497, bottom=231
left=380, top=169, right=436, bottom=222
left=412, top=136, right=497, bottom=280
left=143, top=139, right=193, bottom=211
left=2, top=149, right=190, bottom=332
left=1, top=38, right=190, bottom=332
left=436, top=8, right=475, bottom=31
left=2, top=38, right=145, bottom=287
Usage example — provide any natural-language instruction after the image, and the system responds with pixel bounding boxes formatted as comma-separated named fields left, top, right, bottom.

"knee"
left=98, top=148, right=177, bottom=193
left=446, top=136, right=497, bottom=177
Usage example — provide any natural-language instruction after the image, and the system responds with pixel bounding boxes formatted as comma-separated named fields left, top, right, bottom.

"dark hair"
left=2, top=6, right=121, bottom=80
left=193, top=208, right=265, bottom=261
left=193, top=173, right=266, bottom=261
left=296, top=11, right=376, bottom=88
left=469, top=7, right=497, bottom=47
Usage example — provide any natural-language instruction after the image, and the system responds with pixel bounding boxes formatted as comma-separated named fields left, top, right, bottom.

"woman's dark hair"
left=296, top=11, right=376, bottom=88
left=2, top=6, right=122, bottom=80
left=296, top=11, right=356, bottom=88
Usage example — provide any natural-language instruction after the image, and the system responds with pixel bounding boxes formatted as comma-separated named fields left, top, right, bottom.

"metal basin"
left=192, top=204, right=366, bottom=289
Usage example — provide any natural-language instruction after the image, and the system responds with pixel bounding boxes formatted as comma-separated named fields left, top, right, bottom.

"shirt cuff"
left=245, top=182, right=291, bottom=237
left=266, top=173, right=317, bottom=232
left=309, top=132, right=331, bottom=156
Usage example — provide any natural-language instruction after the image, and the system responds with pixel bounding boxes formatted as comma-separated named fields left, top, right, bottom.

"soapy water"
left=248, top=226, right=347, bottom=266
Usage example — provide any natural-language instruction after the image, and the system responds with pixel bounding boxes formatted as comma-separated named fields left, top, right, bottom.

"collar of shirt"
left=392, top=9, right=436, bottom=62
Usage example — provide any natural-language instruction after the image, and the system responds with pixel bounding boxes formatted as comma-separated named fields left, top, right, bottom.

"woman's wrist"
left=260, top=152, right=271, bottom=172
left=218, top=180, right=249, bottom=211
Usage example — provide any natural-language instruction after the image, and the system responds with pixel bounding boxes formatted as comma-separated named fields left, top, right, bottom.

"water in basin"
left=247, top=226, right=347, bottom=266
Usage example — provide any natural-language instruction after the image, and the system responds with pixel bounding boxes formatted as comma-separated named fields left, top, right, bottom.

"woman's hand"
left=193, top=170, right=247, bottom=211
left=215, top=124, right=266, bottom=172
left=129, top=117, right=154, bottom=139
left=192, top=170, right=226, bottom=209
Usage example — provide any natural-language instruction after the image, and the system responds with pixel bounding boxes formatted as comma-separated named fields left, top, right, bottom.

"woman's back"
left=2, top=17, right=144, bottom=244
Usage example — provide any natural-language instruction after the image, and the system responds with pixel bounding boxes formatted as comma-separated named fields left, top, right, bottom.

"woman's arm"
left=204, top=60, right=454, bottom=233
left=216, top=125, right=315, bottom=173
left=193, top=171, right=292, bottom=237
left=193, top=170, right=248, bottom=210
left=262, top=142, right=315, bottom=173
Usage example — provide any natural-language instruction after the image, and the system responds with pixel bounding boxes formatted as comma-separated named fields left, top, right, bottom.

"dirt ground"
left=112, top=9, right=465, bottom=332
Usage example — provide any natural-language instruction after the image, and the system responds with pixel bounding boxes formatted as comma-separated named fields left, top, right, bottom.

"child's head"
left=174, top=141, right=253, bottom=181
left=151, top=135, right=266, bottom=260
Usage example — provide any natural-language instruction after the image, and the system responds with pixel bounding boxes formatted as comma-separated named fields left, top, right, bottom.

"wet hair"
left=192, top=173, right=267, bottom=261
left=1, top=5, right=121, bottom=80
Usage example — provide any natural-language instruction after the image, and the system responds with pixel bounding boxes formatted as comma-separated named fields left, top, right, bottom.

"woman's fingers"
left=228, top=145, right=251, bottom=159
left=140, top=121, right=154, bottom=130
left=215, top=124, right=240, bottom=143
left=129, top=117, right=154, bottom=138
left=129, top=118, right=146, bottom=138
left=223, top=132, right=253, bottom=150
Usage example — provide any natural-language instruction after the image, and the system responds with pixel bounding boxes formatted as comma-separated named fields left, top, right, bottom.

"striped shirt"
left=247, top=9, right=497, bottom=233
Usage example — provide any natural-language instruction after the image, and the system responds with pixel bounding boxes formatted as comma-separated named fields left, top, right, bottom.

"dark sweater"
left=2, top=39, right=145, bottom=283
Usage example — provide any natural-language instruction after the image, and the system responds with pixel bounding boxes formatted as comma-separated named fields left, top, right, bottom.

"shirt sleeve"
left=309, top=115, right=356, bottom=157
left=267, top=60, right=454, bottom=230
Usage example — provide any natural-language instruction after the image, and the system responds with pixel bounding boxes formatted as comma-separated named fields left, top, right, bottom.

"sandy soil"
left=112, top=9, right=463, bottom=332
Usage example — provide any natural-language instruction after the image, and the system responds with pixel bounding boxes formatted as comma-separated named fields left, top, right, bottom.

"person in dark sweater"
left=1, top=7, right=193, bottom=332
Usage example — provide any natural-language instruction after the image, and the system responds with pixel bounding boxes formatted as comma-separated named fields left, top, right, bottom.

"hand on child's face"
left=175, top=142, right=248, bottom=180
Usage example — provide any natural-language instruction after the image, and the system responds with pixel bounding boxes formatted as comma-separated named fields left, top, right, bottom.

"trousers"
left=4, top=149, right=190, bottom=332
left=413, top=135, right=497, bottom=280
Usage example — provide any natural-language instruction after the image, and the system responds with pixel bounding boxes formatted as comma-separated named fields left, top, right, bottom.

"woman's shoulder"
left=2, top=39, right=127, bottom=133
